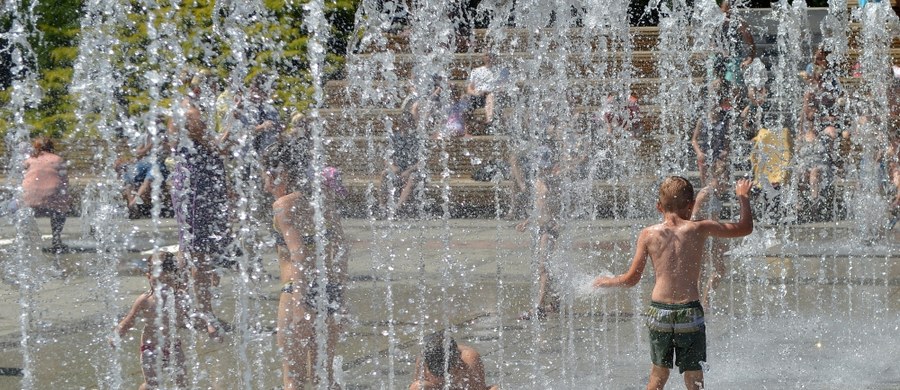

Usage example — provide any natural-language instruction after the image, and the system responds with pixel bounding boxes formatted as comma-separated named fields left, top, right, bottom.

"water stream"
left=1, top=1, right=899, bottom=389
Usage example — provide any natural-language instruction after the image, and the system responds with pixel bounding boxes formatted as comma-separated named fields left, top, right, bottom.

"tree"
left=1, top=0, right=360, bottom=139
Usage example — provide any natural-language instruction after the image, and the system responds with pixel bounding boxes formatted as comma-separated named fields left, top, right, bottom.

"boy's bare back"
left=594, top=178, right=753, bottom=304
left=641, top=219, right=709, bottom=303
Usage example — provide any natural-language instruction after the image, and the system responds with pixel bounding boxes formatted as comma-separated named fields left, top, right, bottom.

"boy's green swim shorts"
left=646, top=300, right=706, bottom=373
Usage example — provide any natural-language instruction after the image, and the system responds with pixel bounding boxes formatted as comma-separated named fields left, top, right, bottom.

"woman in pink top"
left=23, top=137, right=70, bottom=250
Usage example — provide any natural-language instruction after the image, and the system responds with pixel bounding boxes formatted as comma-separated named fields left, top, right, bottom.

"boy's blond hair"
left=659, top=176, right=694, bottom=212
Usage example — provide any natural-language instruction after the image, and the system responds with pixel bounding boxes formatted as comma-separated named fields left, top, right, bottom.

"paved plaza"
left=0, top=216, right=899, bottom=389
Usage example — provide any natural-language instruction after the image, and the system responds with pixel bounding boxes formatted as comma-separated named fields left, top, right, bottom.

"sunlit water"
left=2, top=0, right=900, bottom=389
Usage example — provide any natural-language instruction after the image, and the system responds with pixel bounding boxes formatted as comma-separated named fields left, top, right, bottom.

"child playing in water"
left=111, top=252, right=192, bottom=389
left=409, top=332, right=499, bottom=390
left=516, top=144, right=562, bottom=320
left=692, top=106, right=732, bottom=186
left=593, top=176, right=753, bottom=390
left=690, top=167, right=730, bottom=309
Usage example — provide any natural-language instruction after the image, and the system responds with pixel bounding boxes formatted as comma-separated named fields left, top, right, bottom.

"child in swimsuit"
left=796, top=125, right=833, bottom=202
left=516, top=144, right=562, bottom=320
left=594, top=176, right=754, bottom=390
left=692, top=107, right=732, bottom=185
left=691, top=166, right=730, bottom=309
left=111, top=252, right=211, bottom=389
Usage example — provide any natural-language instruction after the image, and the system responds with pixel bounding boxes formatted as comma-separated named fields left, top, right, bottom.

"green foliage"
left=49, top=47, right=78, bottom=64
left=39, top=68, right=73, bottom=92
left=0, top=0, right=81, bottom=140
left=0, top=89, right=9, bottom=138
left=33, top=0, right=82, bottom=71
left=1, top=0, right=361, bottom=140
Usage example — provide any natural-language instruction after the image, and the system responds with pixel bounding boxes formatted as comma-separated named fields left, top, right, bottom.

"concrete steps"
left=359, top=26, right=662, bottom=54
left=347, top=50, right=709, bottom=81
left=323, top=77, right=699, bottom=108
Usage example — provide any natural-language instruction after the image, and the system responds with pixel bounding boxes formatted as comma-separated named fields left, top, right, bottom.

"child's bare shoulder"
left=645, top=219, right=704, bottom=238
left=273, top=193, right=303, bottom=217
left=645, top=221, right=668, bottom=231
left=644, top=221, right=686, bottom=234
left=639, top=223, right=668, bottom=242
left=272, top=194, right=296, bottom=211
left=641, top=223, right=664, bottom=236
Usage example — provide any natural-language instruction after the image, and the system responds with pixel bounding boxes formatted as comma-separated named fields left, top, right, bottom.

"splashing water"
left=2, top=1, right=900, bottom=389
left=570, top=268, right=613, bottom=300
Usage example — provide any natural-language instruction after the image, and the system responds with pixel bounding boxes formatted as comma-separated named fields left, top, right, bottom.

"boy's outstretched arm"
left=698, top=179, right=754, bottom=238
left=593, top=229, right=649, bottom=288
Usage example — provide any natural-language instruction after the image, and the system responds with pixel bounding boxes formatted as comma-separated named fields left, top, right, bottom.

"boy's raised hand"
left=735, top=179, right=751, bottom=198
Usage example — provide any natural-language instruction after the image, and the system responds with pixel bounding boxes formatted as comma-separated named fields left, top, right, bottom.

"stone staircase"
left=326, top=26, right=699, bottom=217
left=320, top=10, right=900, bottom=217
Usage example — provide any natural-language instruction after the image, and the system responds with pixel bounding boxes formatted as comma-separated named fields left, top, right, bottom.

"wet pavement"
left=0, top=216, right=899, bottom=389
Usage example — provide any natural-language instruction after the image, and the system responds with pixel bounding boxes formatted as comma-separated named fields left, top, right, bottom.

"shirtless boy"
left=593, top=176, right=753, bottom=390
left=409, top=333, right=499, bottom=390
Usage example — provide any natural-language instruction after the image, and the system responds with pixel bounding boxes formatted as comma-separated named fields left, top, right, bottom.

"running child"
left=593, top=176, right=753, bottom=390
